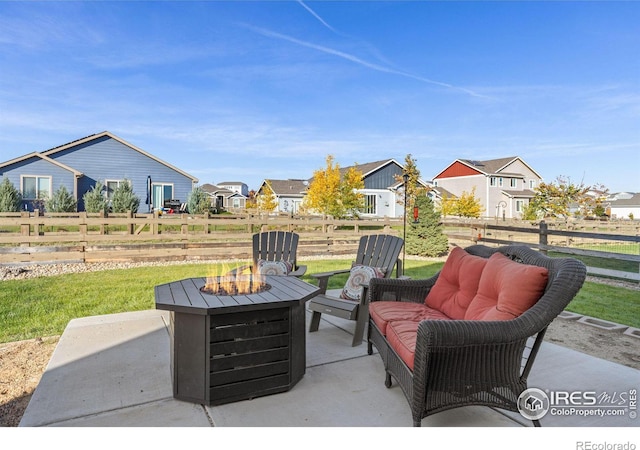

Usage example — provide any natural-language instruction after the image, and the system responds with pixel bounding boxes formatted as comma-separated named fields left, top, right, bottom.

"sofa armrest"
left=368, top=275, right=438, bottom=304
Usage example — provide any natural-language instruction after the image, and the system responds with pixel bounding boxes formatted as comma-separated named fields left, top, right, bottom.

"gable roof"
left=608, top=192, right=640, bottom=207
left=41, top=131, right=198, bottom=183
left=433, top=156, right=543, bottom=180
left=262, top=179, right=308, bottom=196
left=0, top=152, right=83, bottom=176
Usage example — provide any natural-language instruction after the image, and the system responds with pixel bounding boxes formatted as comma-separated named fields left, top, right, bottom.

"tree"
left=46, top=185, right=77, bottom=212
left=257, top=180, right=278, bottom=212
left=405, top=194, right=449, bottom=257
left=528, top=176, right=609, bottom=218
left=187, top=186, right=211, bottom=215
left=0, top=177, right=22, bottom=212
left=83, top=181, right=108, bottom=214
left=437, top=194, right=457, bottom=218
left=454, top=187, right=483, bottom=218
left=111, top=179, right=140, bottom=213
left=304, top=155, right=364, bottom=218
left=394, top=154, right=422, bottom=208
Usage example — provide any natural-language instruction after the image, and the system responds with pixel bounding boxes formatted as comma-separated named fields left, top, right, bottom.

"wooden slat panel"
left=209, top=374, right=290, bottom=403
left=210, top=334, right=289, bottom=355
left=211, top=320, right=289, bottom=341
left=211, top=348, right=289, bottom=371
left=210, top=361, right=289, bottom=386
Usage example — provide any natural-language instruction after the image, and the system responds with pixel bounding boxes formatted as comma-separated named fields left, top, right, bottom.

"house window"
left=105, top=180, right=124, bottom=200
left=529, top=180, right=536, bottom=189
left=490, top=177, right=497, bottom=187
left=21, top=175, right=51, bottom=200
left=516, top=200, right=525, bottom=213
left=510, top=178, right=518, bottom=188
left=152, top=183, right=174, bottom=209
left=363, top=194, right=377, bottom=215
left=498, top=177, right=503, bottom=187
left=233, top=198, right=240, bottom=208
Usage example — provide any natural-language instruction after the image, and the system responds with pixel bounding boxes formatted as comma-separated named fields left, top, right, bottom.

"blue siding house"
left=0, top=131, right=198, bottom=212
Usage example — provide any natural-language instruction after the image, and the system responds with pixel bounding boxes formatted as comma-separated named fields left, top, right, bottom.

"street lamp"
left=402, top=173, right=409, bottom=276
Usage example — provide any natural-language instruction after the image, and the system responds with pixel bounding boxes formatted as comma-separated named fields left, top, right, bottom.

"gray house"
left=0, top=131, right=198, bottom=212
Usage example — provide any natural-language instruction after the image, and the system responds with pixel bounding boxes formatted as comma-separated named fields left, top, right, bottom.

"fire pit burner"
left=199, top=277, right=271, bottom=296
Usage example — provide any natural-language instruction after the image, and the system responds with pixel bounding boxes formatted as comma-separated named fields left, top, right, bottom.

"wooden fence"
left=0, top=211, right=638, bottom=282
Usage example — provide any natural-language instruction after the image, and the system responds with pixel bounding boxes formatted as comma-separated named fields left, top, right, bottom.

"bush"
left=111, top=180, right=140, bottom=213
left=0, top=178, right=22, bottom=212
left=83, top=182, right=108, bottom=214
left=46, top=186, right=77, bottom=212
left=405, top=195, right=449, bottom=257
left=187, top=186, right=210, bottom=215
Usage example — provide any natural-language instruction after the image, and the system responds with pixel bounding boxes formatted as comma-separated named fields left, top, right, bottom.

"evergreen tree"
left=187, top=185, right=211, bottom=215
left=83, top=182, right=108, bottom=214
left=111, top=180, right=140, bottom=213
left=46, top=186, right=77, bottom=212
left=0, top=177, right=22, bottom=212
left=405, top=194, right=449, bottom=257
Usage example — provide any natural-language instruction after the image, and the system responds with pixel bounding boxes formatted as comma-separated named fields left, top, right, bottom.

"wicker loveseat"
left=365, top=245, right=587, bottom=427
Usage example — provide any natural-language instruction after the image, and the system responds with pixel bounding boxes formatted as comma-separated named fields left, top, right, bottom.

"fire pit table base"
left=156, top=276, right=319, bottom=406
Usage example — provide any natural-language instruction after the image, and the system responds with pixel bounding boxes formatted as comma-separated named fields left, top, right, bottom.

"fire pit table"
left=154, top=275, right=320, bottom=406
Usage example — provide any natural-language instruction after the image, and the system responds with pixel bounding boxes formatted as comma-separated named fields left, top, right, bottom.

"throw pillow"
left=256, top=259, right=294, bottom=276
left=424, top=246, right=488, bottom=319
left=465, top=252, right=549, bottom=321
left=340, top=264, right=386, bottom=301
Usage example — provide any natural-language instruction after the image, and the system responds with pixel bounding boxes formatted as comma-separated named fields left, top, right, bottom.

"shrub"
left=405, top=194, right=449, bottom=257
left=46, top=186, right=77, bottom=212
left=111, top=180, right=140, bottom=213
left=83, top=182, right=108, bottom=214
left=187, top=186, right=210, bottom=215
left=0, top=177, right=22, bottom=212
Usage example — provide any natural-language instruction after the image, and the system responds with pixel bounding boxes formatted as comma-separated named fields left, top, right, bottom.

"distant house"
left=258, top=159, right=428, bottom=218
left=0, top=131, right=198, bottom=212
left=432, top=156, right=543, bottom=219
left=257, top=179, right=308, bottom=214
left=201, top=183, right=248, bottom=211
left=217, top=181, right=249, bottom=197
left=607, top=192, right=640, bottom=220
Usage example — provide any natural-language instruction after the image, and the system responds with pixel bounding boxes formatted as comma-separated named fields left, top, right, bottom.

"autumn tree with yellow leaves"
left=257, top=180, right=278, bottom=212
left=304, top=155, right=364, bottom=218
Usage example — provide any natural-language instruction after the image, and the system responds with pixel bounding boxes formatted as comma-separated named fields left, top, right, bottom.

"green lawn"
left=0, top=258, right=637, bottom=343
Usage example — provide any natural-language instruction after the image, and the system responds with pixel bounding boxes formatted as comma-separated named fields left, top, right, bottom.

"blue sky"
left=1, top=1, right=638, bottom=193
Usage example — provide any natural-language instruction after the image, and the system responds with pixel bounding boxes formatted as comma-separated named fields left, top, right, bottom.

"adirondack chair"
left=231, top=231, right=307, bottom=277
left=307, top=234, right=404, bottom=346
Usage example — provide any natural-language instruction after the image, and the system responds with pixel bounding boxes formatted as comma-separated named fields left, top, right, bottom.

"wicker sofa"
left=365, top=244, right=587, bottom=427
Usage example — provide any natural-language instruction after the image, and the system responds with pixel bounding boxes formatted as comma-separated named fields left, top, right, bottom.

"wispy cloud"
left=241, top=23, right=489, bottom=99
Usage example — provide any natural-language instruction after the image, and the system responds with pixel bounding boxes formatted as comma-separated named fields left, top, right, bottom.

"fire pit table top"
left=155, top=275, right=320, bottom=315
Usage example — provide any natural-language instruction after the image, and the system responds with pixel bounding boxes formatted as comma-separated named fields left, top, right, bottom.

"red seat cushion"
left=369, top=302, right=451, bottom=335
left=465, top=252, right=549, bottom=321
left=424, top=247, right=488, bottom=319
left=386, top=320, right=420, bottom=371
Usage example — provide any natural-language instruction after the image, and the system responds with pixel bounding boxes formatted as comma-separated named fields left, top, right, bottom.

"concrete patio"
left=19, top=307, right=639, bottom=429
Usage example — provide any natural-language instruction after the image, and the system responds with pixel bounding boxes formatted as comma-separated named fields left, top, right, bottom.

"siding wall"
left=363, top=163, right=403, bottom=190
left=46, top=136, right=194, bottom=211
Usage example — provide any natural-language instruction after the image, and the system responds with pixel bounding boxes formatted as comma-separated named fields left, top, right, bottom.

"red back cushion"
left=425, top=247, right=488, bottom=319
left=465, top=252, right=549, bottom=321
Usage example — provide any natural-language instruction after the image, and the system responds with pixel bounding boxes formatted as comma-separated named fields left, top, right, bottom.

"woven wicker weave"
left=366, top=245, right=587, bottom=427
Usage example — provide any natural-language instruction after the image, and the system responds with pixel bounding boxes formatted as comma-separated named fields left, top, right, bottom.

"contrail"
left=243, top=23, right=488, bottom=99
left=297, top=0, right=338, bottom=34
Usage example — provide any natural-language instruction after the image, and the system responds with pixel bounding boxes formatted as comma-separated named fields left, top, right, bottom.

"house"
left=258, top=159, right=429, bottom=218
left=606, top=192, right=640, bottom=220
left=257, top=179, right=308, bottom=215
left=0, top=131, right=198, bottom=212
left=201, top=183, right=248, bottom=211
left=432, top=156, right=543, bottom=219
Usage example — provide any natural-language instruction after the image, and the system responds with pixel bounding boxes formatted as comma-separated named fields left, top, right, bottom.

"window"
left=498, top=177, right=503, bottom=187
left=363, top=194, right=377, bottom=215
left=105, top=180, right=123, bottom=200
left=490, top=177, right=497, bottom=187
left=510, top=178, right=518, bottom=188
left=21, top=176, right=51, bottom=200
left=516, top=200, right=525, bottom=213
left=529, top=180, right=536, bottom=189
left=152, top=183, right=174, bottom=209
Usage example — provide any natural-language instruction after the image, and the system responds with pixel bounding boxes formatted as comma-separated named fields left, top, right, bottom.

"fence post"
left=539, top=220, right=548, bottom=255
left=21, top=211, right=30, bottom=237
left=127, top=210, right=133, bottom=235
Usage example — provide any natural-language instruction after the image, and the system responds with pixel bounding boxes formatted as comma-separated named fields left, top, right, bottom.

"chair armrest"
left=290, top=265, right=307, bottom=277
left=368, top=275, right=438, bottom=304
left=310, top=268, right=351, bottom=294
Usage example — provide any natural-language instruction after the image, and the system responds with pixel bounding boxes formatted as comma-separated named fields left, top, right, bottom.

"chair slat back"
left=354, top=234, right=404, bottom=278
left=253, top=231, right=299, bottom=265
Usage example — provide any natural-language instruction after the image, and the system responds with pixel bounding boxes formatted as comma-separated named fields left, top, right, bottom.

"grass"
left=0, top=258, right=637, bottom=343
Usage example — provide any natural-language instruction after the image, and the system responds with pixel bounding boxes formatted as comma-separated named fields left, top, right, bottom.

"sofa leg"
left=367, top=341, right=373, bottom=355
left=413, top=419, right=422, bottom=427
left=385, top=373, right=392, bottom=388
left=533, top=419, right=542, bottom=427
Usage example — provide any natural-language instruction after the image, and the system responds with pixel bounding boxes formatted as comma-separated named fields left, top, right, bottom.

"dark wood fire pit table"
left=155, top=275, right=320, bottom=406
